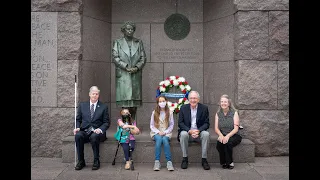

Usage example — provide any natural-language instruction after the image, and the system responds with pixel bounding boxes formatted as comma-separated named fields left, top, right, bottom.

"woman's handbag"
left=114, top=126, right=129, bottom=143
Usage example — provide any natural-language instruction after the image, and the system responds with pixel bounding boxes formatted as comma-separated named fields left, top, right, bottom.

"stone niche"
left=31, top=0, right=289, bottom=158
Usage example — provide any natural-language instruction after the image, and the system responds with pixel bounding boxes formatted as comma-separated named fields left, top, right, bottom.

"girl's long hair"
left=153, top=96, right=170, bottom=129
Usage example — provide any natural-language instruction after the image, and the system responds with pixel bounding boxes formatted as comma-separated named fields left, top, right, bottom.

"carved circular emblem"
left=164, top=13, right=190, bottom=40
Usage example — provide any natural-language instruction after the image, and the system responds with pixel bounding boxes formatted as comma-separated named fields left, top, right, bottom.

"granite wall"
left=203, top=0, right=289, bottom=156
left=31, top=0, right=289, bottom=157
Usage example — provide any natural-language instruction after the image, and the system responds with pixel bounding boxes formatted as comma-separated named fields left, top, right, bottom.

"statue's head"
left=121, top=21, right=136, bottom=33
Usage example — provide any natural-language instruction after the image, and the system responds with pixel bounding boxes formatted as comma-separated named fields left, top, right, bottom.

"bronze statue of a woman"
left=112, top=21, right=147, bottom=118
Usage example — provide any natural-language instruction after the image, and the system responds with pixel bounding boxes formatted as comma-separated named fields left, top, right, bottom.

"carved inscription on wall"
left=154, top=48, right=200, bottom=61
left=31, top=12, right=57, bottom=106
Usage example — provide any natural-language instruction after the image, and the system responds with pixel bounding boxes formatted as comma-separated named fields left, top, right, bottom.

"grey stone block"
left=151, top=24, right=203, bottom=63
left=32, top=107, right=74, bottom=157
left=142, top=63, right=164, bottom=102
left=112, top=0, right=176, bottom=23
left=135, top=103, right=157, bottom=128
left=204, top=0, right=236, bottom=22
left=234, top=11, right=269, bottom=60
left=277, top=61, right=289, bottom=109
left=83, top=0, right=111, bottom=22
left=236, top=60, right=277, bottom=109
left=239, top=110, right=289, bottom=156
left=204, top=15, right=234, bottom=62
left=109, top=103, right=122, bottom=128
left=78, top=61, right=111, bottom=103
left=58, top=12, right=82, bottom=60
left=57, top=60, right=79, bottom=107
left=203, top=61, right=235, bottom=105
left=177, top=0, right=203, bottom=23
left=31, top=0, right=83, bottom=12
left=164, top=63, right=203, bottom=101
left=83, top=16, right=111, bottom=62
left=234, top=0, right=289, bottom=10
left=269, top=11, right=289, bottom=61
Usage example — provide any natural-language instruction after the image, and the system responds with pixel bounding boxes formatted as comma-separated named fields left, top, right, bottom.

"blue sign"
left=161, top=93, right=185, bottom=98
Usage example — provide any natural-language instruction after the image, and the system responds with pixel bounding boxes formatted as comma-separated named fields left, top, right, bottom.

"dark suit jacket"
left=76, top=100, right=110, bottom=134
left=177, top=103, right=210, bottom=141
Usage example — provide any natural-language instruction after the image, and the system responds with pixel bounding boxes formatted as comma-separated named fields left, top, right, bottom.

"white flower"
left=173, top=79, right=179, bottom=86
left=178, top=98, right=183, bottom=104
left=185, top=85, right=191, bottom=91
left=184, top=100, right=189, bottom=104
left=164, top=80, right=170, bottom=86
left=169, top=76, right=176, bottom=80
left=167, top=101, right=172, bottom=107
left=179, top=85, right=185, bottom=90
left=169, top=106, right=175, bottom=113
left=173, top=103, right=178, bottom=108
left=159, top=81, right=165, bottom=86
left=159, top=86, right=166, bottom=92
left=178, top=77, right=185, bottom=82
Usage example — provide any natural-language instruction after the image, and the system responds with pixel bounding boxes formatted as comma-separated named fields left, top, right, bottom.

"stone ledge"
left=62, top=131, right=255, bottom=163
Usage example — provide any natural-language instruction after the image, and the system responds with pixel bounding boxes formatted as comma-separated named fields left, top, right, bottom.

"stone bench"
left=62, top=129, right=255, bottom=163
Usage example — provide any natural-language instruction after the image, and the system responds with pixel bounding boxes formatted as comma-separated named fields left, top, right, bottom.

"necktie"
left=90, top=104, right=94, bottom=119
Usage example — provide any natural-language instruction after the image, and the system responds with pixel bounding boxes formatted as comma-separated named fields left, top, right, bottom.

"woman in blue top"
left=215, top=94, right=242, bottom=169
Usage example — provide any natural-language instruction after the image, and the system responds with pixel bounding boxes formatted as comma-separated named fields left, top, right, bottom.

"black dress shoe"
left=75, top=160, right=86, bottom=170
left=92, top=159, right=100, bottom=170
left=181, top=157, right=188, bottom=169
left=202, top=158, right=210, bottom=170
left=222, top=164, right=228, bottom=169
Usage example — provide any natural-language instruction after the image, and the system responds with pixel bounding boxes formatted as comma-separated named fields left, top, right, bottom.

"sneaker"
left=181, top=157, right=188, bottom=169
left=153, top=160, right=161, bottom=171
left=228, top=162, right=234, bottom=169
left=201, top=158, right=210, bottom=170
left=125, top=161, right=131, bottom=170
left=167, top=161, right=174, bottom=171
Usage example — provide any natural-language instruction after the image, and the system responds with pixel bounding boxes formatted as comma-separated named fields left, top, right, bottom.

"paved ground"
left=31, top=156, right=289, bottom=180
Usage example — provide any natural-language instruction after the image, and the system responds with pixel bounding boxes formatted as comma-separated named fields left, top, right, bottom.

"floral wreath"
left=156, top=76, right=191, bottom=114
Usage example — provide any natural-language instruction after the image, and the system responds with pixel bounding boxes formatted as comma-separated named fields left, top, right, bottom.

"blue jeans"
left=154, top=134, right=171, bottom=161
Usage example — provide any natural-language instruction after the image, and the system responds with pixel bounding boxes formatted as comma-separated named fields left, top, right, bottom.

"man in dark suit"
left=73, top=86, right=110, bottom=170
left=178, top=90, right=210, bottom=170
